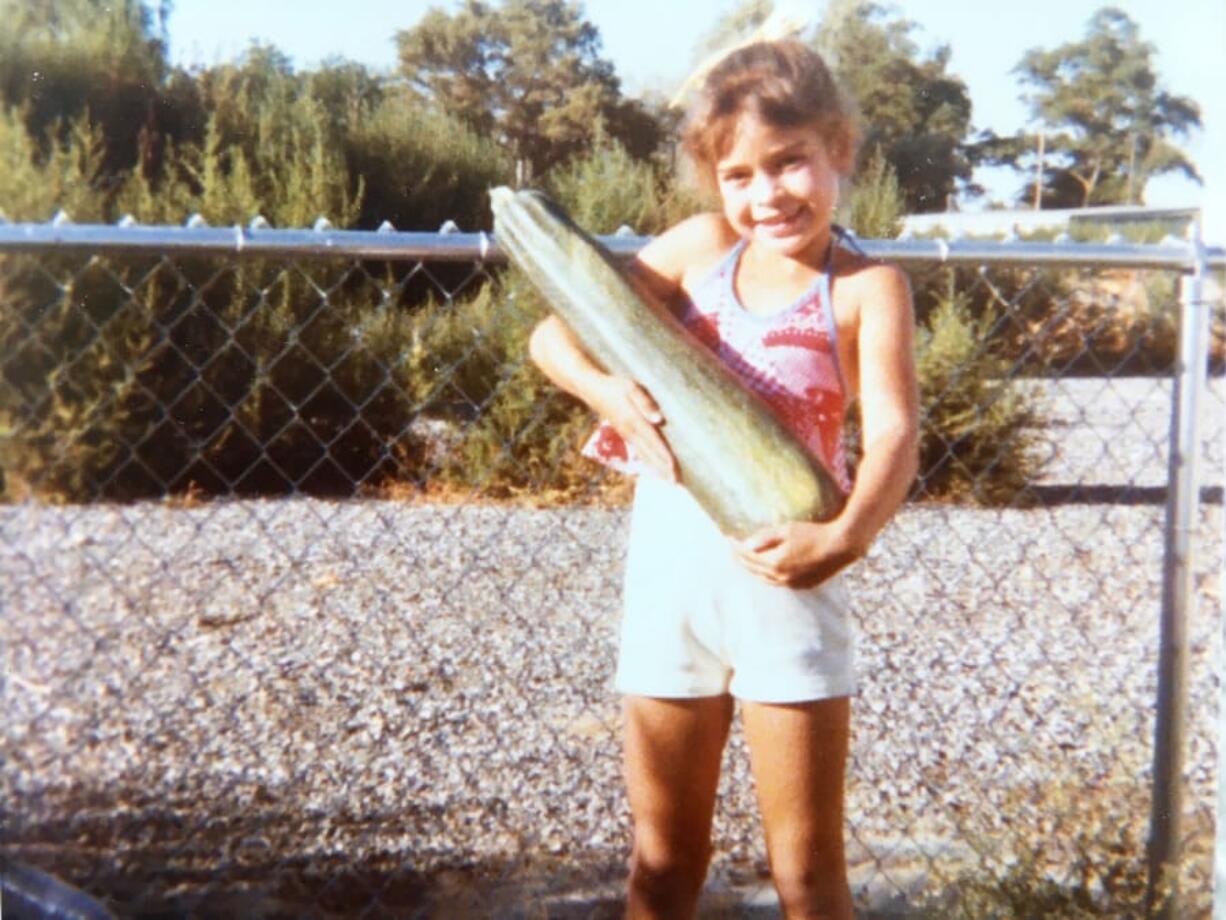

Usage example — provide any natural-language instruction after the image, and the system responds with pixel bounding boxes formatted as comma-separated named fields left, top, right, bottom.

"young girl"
left=529, top=39, right=918, bottom=920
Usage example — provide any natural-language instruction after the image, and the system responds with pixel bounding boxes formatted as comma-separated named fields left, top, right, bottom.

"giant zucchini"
left=491, top=186, right=843, bottom=536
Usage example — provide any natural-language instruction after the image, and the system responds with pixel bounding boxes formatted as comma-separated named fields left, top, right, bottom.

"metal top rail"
left=1, top=218, right=1223, bottom=272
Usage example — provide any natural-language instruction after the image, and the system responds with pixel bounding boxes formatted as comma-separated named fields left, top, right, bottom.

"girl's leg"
left=741, top=696, right=852, bottom=920
left=622, top=694, right=734, bottom=919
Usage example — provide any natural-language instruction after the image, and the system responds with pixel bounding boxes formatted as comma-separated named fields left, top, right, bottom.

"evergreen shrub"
left=345, top=95, right=513, bottom=232
left=841, top=147, right=904, bottom=239
left=547, top=133, right=704, bottom=236
left=911, top=281, right=1045, bottom=505
left=402, top=277, right=602, bottom=502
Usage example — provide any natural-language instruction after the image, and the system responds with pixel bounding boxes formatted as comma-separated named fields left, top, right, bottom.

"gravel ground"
left=1, top=378, right=1222, bottom=918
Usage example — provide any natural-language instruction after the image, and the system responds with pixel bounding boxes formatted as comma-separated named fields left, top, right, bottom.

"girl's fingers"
left=631, top=421, right=677, bottom=482
left=601, top=377, right=676, bottom=480
left=732, top=536, right=801, bottom=585
left=733, top=543, right=781, bottom=574
left=737, top=527, right=785, bottom=555
left=629, top=385, right=663, bottom=424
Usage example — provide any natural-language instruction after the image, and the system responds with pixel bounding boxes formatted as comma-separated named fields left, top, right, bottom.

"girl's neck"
left=740, top=224, right=834, bottom=282
left=733, top=228, right=834, bottom=317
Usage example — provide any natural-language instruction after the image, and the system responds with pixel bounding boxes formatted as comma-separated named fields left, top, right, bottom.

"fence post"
left=1217, top=488, right=1226, bottom=920
left=1215, top=274, right=1226, bottom=920
left=1149, top=215, right=1210, bottom=918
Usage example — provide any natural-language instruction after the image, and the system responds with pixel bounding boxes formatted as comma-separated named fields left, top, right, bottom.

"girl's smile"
left=715, top=113, right=842, bottom=264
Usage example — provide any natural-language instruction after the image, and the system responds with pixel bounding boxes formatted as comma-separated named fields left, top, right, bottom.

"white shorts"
left=615, top=475, right=857, bottom=703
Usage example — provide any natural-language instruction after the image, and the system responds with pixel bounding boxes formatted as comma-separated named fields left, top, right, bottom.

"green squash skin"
left=491, top=187, right=844, bottom=537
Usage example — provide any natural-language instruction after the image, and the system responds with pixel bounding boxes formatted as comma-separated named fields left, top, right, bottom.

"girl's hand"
left=593, top=376, right=679, bottom=482
left=732, top=520, right=863, bottom=589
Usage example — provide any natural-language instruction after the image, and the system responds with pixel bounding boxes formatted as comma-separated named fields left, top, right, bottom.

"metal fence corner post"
left=1150, top=214, right=1210, bottom=919
left=1214, top=253, right=1226, bottom=920
left=1217, top=488, right=1226, bottom=920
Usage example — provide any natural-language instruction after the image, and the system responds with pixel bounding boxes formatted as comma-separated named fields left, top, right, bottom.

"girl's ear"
left=828, top=126, right=857, bottom=176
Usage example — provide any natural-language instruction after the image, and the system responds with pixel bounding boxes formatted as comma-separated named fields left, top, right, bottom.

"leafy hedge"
left=1, top=262, right=1044, bottom=508
left=911, top=284, right=1045, bottom=505
left=3, top=95, right=1044, bottom=506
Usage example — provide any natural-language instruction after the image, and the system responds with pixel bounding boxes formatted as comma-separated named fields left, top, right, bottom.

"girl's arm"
left=528, top=312, right=678, bottom=480
left=526, top=212, right=730, bottom=481
left=734, top=264, right=919, bottom=588
left=834, top=263, right=920, bottom=551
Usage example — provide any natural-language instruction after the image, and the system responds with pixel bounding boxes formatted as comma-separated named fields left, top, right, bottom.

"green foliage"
left=306, top=59, right=386, bottom=134
left=0, top=0, right=681, bottom=238
left=0, top=109, right=114, bottom=222
left=817, top=0, right=975, bottom=212
left=151, top=47, right=363, bottom=228
left=0, top=85, right=362, bottom=231
left=221, top=96, right=361, bottom=228
left=0, top=0, right=1148, bottom=509
left=1012, top=7, right=1202, bottom=207
left=0, top=106, right=1051, bottom=508
left=0, top=18, right=526, bottom=232
left=0, top=0, right=171, bottom=178
left=0, top=237, right=603, bottom=502
left=0, top=1, right=636, bottom=504
left=913, top=284, right=1045, bottom=504
left=0, top=254, right=159, bottom=500
left=840, top=147, right=903, bottom=239
left=396, top=0, right=661, bottom=177
left=5, top=257, right=300, bottom=498
left=446, top=359, right=596, bottom=499
left=396, top=276, right=598, bottom=499
left=917, top=768, right=1211, bottom=919
left=906, top=257, right=1187, bottom=380
left=344, top=92, right=513, bottom=232
left=546, top=133, right=704, bottom=236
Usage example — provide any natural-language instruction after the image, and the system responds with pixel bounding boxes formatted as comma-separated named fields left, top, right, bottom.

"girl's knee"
left=769, top=857, right=851, bottom=920
left=628, top=834, right=711, bottom=894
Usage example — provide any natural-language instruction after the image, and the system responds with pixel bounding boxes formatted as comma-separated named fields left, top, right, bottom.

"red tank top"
left=581, top=237, right=852, bottom=493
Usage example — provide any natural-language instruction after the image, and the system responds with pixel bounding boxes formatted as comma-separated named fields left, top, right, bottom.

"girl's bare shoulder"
left=635, top=212, right=739, bottom=288
left=831, top=246, right=912, bottom=319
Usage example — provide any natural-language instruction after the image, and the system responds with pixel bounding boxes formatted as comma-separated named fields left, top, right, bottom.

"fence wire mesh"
left=1, top=225, right=1223, bottom=918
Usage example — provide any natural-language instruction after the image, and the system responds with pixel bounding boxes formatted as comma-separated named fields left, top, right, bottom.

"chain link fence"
left=1, top=219, right=1223, bottom=918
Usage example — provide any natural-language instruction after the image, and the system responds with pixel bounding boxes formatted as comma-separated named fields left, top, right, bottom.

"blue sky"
left=167, top=0, right=1224, bottom=242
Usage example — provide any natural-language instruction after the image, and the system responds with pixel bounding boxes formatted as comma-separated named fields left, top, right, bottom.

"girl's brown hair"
left=681, top=39, right=860, bottom=194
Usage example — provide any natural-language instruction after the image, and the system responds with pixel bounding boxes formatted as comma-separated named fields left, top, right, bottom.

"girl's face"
left=714, top=111, right=842, bottom=263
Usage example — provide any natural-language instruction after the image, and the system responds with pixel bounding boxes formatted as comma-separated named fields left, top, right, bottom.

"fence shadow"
left=1025, top=483, right=1224, bottom=505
